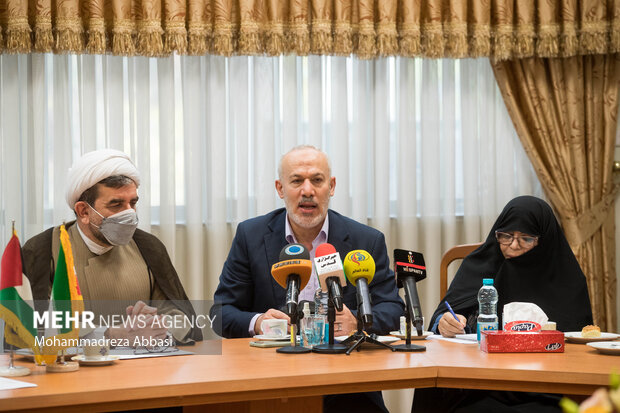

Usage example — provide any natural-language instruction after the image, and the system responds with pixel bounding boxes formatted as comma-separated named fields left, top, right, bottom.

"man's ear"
left=329, top=177, right=336, bottom=197
left=275, top=180, right=284, bottom=199
left=74, top=201, right=90, bottom=223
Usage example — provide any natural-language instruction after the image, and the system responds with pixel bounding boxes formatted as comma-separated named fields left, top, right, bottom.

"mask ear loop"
left=86, top=203, right=104, bottom=229
left=87, top=203, right=104, bottom=216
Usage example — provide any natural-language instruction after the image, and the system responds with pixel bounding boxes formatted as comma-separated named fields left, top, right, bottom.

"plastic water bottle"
left=477, top=278, right=498, bottom=342
left=301, top=302, right=313, bottom=347
left=314, top=288, right=329, bottom=343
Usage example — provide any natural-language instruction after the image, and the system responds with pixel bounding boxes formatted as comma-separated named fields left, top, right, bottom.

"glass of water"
left=301, top=315, right=326, bottom=348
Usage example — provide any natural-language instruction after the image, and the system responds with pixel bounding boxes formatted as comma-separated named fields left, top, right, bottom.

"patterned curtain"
left=1, top=0, right=620, bottom=58
left=492, top=55, right=620, bottom=331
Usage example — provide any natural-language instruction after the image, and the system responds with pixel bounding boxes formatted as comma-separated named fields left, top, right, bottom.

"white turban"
left=65, top=149, right=140, bottom=209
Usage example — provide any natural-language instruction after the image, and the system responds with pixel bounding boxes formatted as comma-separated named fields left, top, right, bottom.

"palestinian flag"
left=38, top=224, right=84, bottom=364
left=0, top=228, right=37, bottom=351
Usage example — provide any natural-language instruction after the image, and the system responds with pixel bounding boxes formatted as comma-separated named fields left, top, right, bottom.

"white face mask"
left=88, top=205, right=138, bottom=246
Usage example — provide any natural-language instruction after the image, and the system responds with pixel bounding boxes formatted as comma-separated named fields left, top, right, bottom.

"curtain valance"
left=1, top=1, right=619, bottom=59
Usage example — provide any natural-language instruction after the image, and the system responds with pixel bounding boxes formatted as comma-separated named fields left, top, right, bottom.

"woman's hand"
left=438, top=312, right=467, bottom=337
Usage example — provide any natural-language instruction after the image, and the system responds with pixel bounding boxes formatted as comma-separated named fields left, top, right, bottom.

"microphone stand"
left=340, top=303, right=395, bottom=355
left=392, top=307, right=426, bottom=352
left=276, top=306, right=311, bottom=354
left=313, top=294, right=348, bottom=354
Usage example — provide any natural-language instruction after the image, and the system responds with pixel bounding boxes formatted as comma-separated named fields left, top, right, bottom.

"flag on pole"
left=0, top=226, right=37, bottom=351
left=38, top=224, right=84, bottom=364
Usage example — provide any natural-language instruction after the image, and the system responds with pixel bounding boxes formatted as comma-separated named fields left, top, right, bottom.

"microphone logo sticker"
left=285, top=244, right=305, bottom=255
left=350, top=251, right=368, bottom=265
left=407, top=253, right=414, bottom=264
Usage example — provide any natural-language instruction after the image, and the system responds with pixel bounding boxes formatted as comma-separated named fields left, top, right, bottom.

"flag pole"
left=0, top=222, right=31, bottom=377
left=0, top=349, right=31, bottom=377
left=44, top=224, right=80, bottom=373
left=46, top=349, right=79, bottom=373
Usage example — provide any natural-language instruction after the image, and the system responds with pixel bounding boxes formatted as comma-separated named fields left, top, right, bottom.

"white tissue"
left=502, top=302, right=548, bottom=326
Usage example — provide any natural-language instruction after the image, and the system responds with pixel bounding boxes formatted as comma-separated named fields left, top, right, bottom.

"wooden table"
left=0, top=338, right=616, bottom=412
left=423, top=339, right=615, bottom=396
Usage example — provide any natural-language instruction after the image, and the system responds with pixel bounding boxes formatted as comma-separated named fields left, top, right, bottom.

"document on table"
left=455, top=333, right=478, bottom=342
left=111, top=347, right=194, bottom=359
left=428, top=333, right=478, bottom=345
left=0, top=377, right=37, bottom=390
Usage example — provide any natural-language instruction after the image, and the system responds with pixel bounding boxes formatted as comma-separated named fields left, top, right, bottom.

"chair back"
left=439, top=243, right=483, bottom=300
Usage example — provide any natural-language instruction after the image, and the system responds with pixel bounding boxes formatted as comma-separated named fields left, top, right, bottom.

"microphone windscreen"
left=279, top=243, right=310, bottom=260
left=272, top=244, right=312, bottom=290
left=343, top=250, right=375, bottom=284
left=316, top=242, right=337, bottom=257
left=394, top=249, right=427, bottom=282
left=314, top=242, right=346, bottom=289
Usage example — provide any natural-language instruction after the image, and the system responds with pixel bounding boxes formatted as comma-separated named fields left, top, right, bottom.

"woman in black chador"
left=413, top=195, right=593, bottom=413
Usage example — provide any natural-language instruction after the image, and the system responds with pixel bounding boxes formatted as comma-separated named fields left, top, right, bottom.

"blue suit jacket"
left=211, top=208, right=404, bottom=338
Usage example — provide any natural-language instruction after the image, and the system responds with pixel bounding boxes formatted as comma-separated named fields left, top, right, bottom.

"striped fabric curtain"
left=0, top=53, right=542, bottom=307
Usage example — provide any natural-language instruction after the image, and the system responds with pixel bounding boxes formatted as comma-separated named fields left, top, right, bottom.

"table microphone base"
left=393, top=343, right=426, bottom=352
left=276, top=346, right=312, bottom=354
left=313, top=343, right=348, bottom=354
left=341, top=332, right=395, bottom=355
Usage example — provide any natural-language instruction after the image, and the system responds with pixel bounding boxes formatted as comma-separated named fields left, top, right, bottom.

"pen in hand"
left=444, top=301, right=465, bottom=332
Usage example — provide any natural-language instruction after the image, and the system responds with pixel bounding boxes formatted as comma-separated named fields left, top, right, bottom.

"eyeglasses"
left=133, top=345, right=179, bottom=356
left=495, top=231, right=539, bottom=248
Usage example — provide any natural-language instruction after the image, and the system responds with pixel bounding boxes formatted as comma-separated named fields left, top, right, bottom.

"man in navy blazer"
left=213, top=207, right=403, bottom=338
left=211, top=145, right=403, bottom=413
left=211, top=146, right=403, bottom=338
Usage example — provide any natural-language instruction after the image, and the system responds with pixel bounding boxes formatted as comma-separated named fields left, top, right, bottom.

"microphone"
left=271, top=244, right=312, bottom=318
left=314, top=243, right=346, bottom=311
left=343, top=250, right=375, bottom=328
left=394, top=249, right=426, bottom=336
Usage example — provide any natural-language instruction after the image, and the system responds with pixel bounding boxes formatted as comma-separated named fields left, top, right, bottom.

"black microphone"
left=286, top=276, right=300, bottom=316
left=329, top=281, right=344, bottom=312
left=270, top=244, right=312, bottom=320
left=356, top=277, right=372, bottom=327
left=394, top=249, right=426, bottom=337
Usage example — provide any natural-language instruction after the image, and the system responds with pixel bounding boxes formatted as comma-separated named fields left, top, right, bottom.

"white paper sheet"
left=428, top=334, right=479, bottom=345
left=0, top=376, right=37, bottom=390
left=455, top=333, right=478, bottom=341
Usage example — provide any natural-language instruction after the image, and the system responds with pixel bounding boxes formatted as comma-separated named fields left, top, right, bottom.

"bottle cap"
left=303, top=302, right=311, bottom=318
left=482, top=278, right=494, bottom=286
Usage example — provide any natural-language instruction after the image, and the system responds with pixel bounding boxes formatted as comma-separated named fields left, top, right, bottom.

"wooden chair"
left=439, top=243, right=483, bottom=300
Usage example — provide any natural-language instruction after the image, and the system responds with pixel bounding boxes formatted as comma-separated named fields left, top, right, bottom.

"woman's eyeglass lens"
left=495, top=231, right=538, bottom=248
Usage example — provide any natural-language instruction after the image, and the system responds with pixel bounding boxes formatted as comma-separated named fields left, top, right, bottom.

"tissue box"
left=480, top=330, right=565, bottom=353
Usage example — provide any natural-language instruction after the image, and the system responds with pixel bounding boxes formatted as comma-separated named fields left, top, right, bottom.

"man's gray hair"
left=277, top=145, right=332, bottom=179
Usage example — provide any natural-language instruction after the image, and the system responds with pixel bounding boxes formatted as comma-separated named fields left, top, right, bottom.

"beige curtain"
left=1, top=0, right=620, bottom=58
left=492, top=55, right=620, bottom=331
